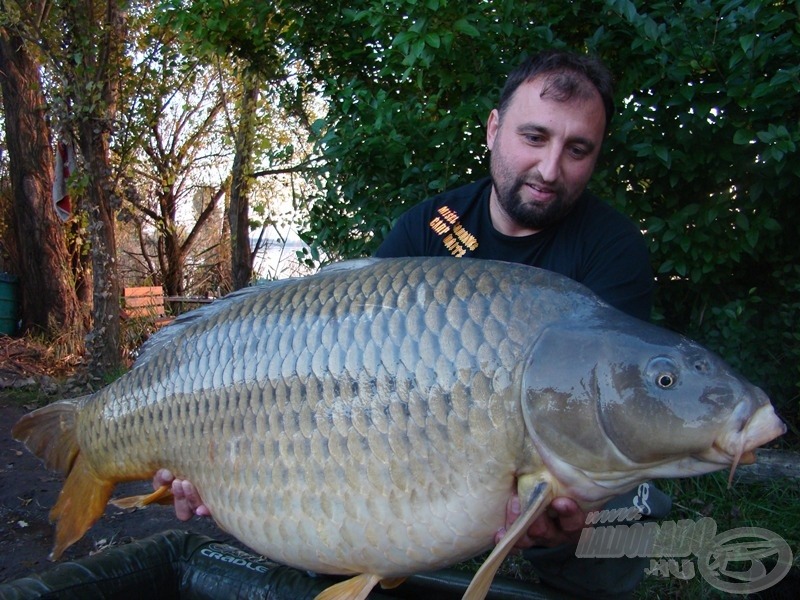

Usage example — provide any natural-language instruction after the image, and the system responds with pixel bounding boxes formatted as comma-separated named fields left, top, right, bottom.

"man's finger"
left=171, top=479, right=193, bottom=521
left=153, top=468, right=174, bottom=489
left=550, top=497, right=588, bottom=533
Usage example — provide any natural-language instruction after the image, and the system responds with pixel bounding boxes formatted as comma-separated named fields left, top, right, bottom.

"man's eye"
left=569, top=146, right=589, bottom=158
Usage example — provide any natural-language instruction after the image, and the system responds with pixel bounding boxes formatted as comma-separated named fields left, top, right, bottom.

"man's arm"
left=374, top=198, right=443, bottom=258
left=581, top=233, right=653, bottom=321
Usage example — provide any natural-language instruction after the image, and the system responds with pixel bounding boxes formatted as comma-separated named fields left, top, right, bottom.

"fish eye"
left=656, top=372, right=677, bottom=389
left=647, top=357, right=679, bottom=390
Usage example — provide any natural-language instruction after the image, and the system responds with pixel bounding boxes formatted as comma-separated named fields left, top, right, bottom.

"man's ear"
left=486, top=108, right=500, bottom=151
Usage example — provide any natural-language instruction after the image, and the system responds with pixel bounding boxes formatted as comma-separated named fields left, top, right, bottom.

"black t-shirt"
left=375, top=177, right=653, bottom=321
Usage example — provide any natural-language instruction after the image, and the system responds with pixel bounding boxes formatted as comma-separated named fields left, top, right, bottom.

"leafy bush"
left=685, top=266, right=800, bottom=440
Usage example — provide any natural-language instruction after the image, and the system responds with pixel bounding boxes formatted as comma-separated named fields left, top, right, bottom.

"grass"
left=0, top=385, right=54, bottom=409
left=450, top=472, right=800, bottom=599
left=635, top=473, right=800, bottom=599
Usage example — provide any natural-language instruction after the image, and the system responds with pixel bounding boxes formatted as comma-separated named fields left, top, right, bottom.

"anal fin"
left=110, top=484, right=174, bottom=509
left=380, top=576, right=406, bottom=590
left=462, top=477, right=552, bottom=599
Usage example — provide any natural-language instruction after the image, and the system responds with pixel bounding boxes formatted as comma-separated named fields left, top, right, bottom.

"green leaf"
left=745, top=228, right=759, bottom=248
left=739, top=33, right=757, bottom=54
left=647, top=217, right=666, bottom=233
left=653, top=145, right=670, bottom=165
left=733, top=129, right=752, bottom=145
left=735, top=212, right=749, bottom=231
left=424, top=32, right=441, bottom=48
left=393, top=31, right=415, bottom=47
left=453, top=18, right=480, bottom=38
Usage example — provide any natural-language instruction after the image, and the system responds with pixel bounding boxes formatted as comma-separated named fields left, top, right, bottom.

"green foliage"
left=294, top=0, right=575, bottom=259
left=0, top=383, right=62, bottom=410
left=158, top=0, right=281, bottom=73
left=687, top=267, right=800, bottom=437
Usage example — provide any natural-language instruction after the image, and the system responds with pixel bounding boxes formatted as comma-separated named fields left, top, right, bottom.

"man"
left=375, top=50, right=651, bottom=321
left=158, top=50, right=670, bottom=598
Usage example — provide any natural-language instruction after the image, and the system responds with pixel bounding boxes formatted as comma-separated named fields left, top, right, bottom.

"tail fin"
left=12, top=400, right=114, bottom=560
left=12, top=400, right=81, bottom=474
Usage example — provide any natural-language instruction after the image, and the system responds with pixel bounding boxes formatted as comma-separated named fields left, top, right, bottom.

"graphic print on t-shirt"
left=428, top=205, right=478, bottom=257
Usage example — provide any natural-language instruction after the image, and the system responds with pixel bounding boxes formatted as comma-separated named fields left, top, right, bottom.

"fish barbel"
left=12, top=257, right=785, bottom=599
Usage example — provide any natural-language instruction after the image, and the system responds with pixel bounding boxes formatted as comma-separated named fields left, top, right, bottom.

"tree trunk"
left=229, top=74, right=260, bottom=290
left=0, top=26, right=83, bottom=351
left=218, top=185, right=233, bottom=296
left=158, top=190, right=184, bottom=298
left=65, top=0, right=126, bottom=376
left=78, top=123, right=121, bottom=375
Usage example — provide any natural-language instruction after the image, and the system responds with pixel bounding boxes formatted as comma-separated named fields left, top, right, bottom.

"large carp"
left=13, top=257, right=785, bottom=599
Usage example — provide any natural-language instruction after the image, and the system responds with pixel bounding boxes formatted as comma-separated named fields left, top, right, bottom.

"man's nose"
left=537, top=146, right=561, bottom=182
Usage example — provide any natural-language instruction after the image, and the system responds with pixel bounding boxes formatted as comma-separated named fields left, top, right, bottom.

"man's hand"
left=153, top=469, right=212, bottom=521
left=494, top=494, right=586, bottom=549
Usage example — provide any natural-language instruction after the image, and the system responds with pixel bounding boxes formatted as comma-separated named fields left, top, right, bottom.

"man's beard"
left=491, top=174, right=575, bottom=231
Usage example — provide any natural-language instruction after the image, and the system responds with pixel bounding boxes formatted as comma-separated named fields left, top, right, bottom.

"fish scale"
left=12, top=256, right=785, bottom=600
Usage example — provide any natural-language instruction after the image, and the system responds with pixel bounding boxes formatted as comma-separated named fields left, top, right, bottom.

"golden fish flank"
left=13, top=257, right=785, bottom=600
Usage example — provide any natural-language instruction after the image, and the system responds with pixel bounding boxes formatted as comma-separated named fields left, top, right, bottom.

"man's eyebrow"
left=516, top=123, right=549, bottom=135
left=516, top=123, right=597, bottom=151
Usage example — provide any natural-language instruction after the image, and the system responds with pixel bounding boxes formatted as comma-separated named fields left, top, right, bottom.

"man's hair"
left=497, top=50, right=615, bottom=135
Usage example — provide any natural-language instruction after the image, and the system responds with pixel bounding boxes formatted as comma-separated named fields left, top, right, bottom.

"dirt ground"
left=0, top=398, right=247, bottom=585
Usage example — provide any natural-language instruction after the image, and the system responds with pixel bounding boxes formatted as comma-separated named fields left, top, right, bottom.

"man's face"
left=486, top=76, right=606, bottom=234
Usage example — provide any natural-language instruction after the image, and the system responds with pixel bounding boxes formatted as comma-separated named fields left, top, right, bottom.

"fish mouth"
left=707, top=403, right=786, bottom=486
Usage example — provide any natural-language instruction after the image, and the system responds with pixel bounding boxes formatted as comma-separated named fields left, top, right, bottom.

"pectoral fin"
left=462, top=477, right=552, bottom=599
left=314, top=573, right=382, bottom=600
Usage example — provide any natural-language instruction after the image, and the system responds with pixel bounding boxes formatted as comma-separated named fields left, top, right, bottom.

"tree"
left=229, top=70, right=260, bottom=290
left=119, top=47, right=229, bottom=297
left=0, top=12, right=83, bottom=350
left=290, top=0, right=552, bottom=259
left=58, top=0, right=127, bottom=375
left=158, top=0, right=323, bottom=286
left=590, top=0, right=800, bottom=415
